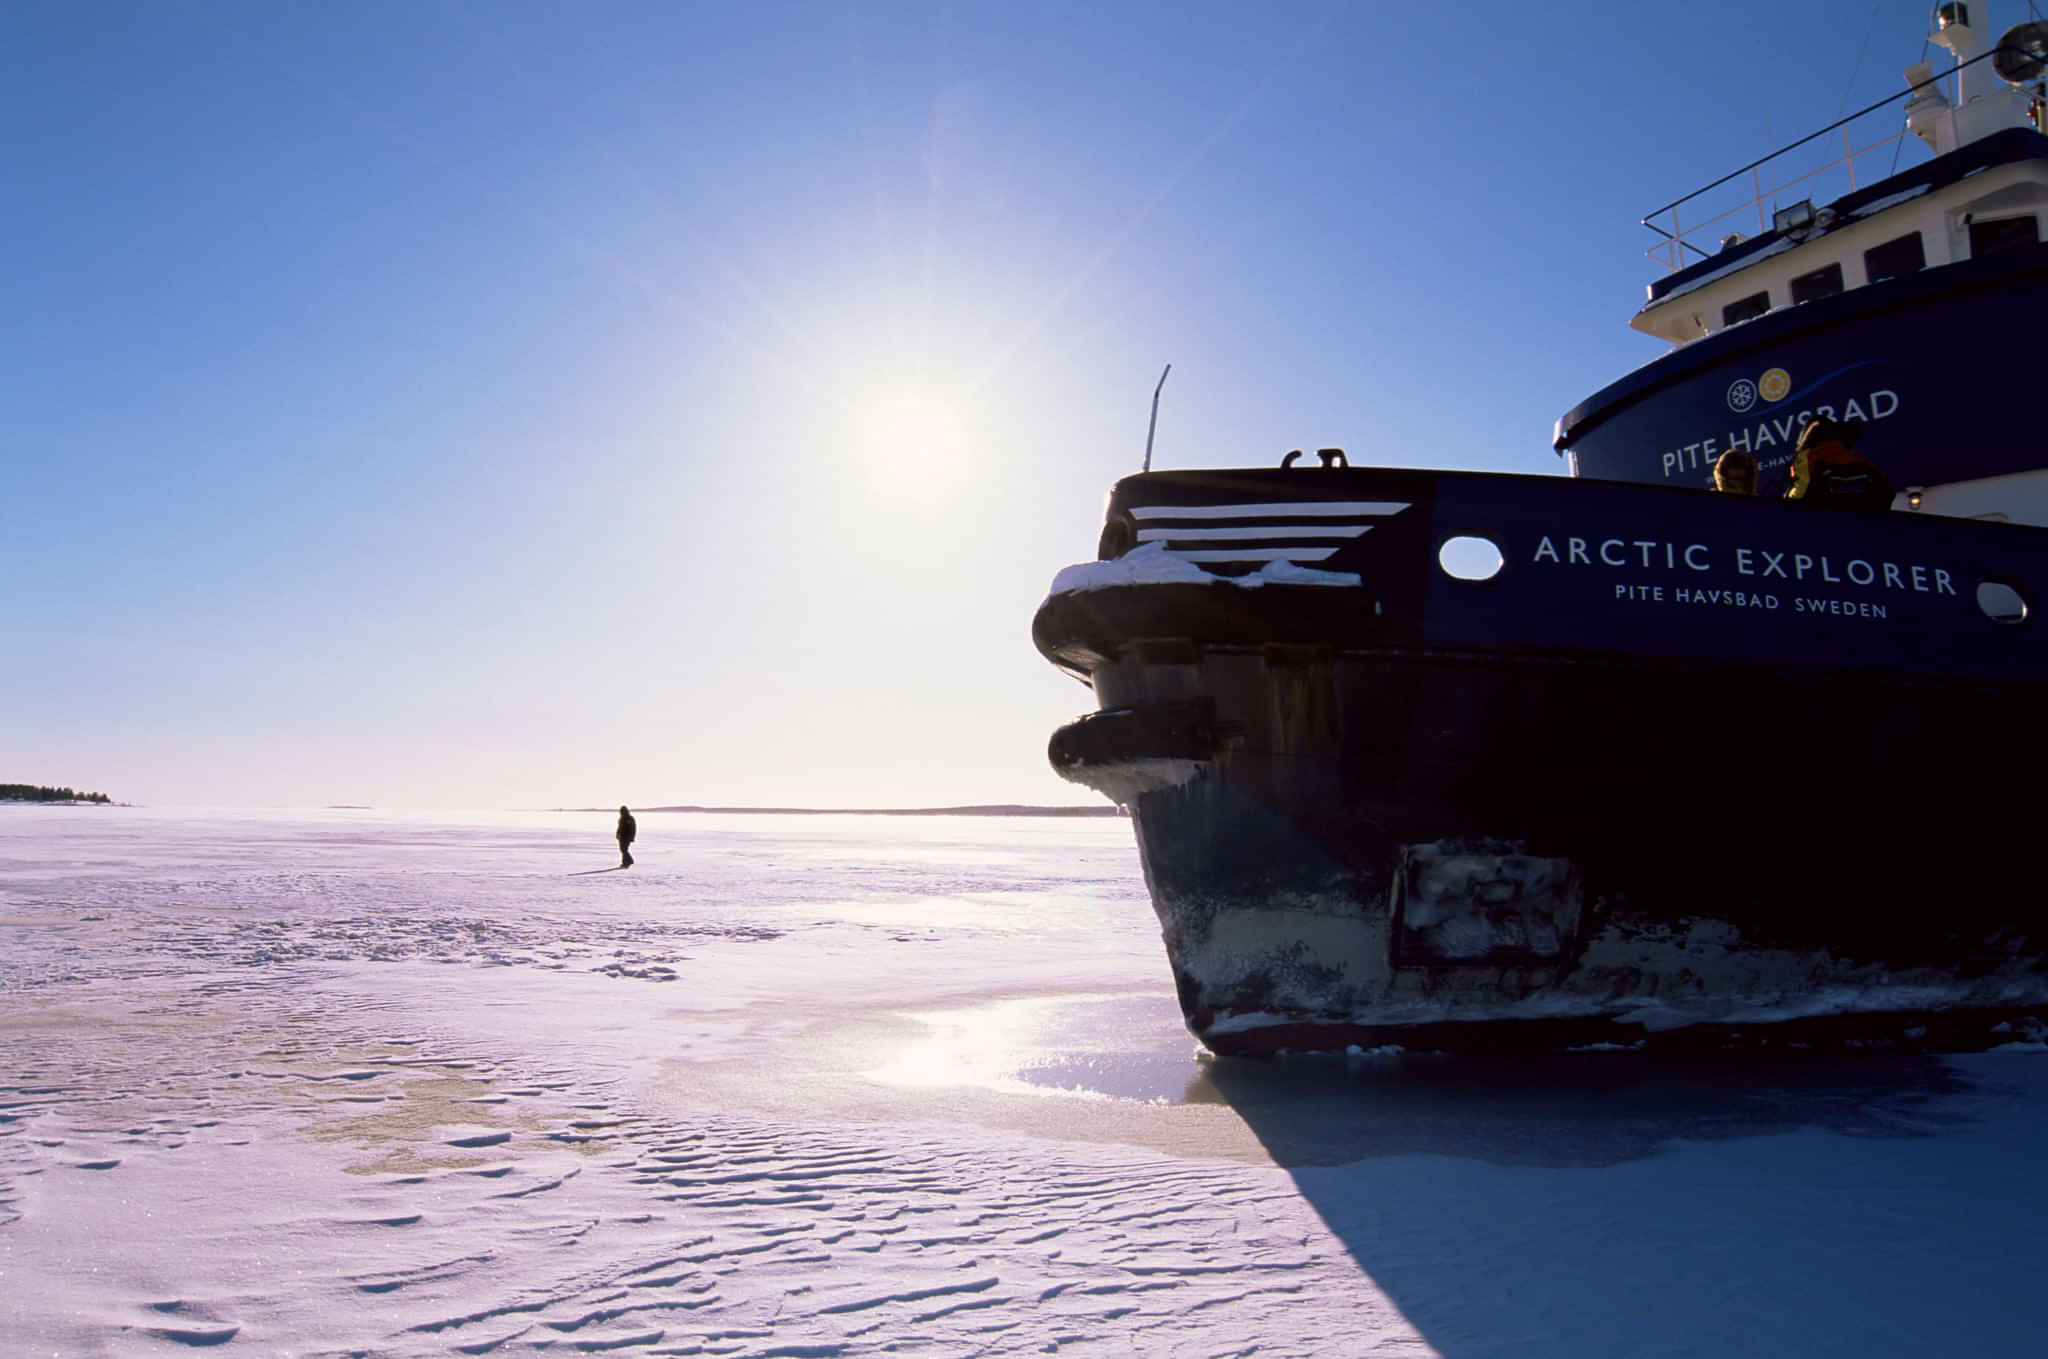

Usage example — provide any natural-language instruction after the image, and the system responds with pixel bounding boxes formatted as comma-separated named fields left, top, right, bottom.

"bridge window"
left=1721, top=290, right=1770, bottom=326
left=1864, top=232, right=1925, bottom=283
left=1969, top=214, right=2039, bottom=258
left=1790, top=262, right=1845, bottom=304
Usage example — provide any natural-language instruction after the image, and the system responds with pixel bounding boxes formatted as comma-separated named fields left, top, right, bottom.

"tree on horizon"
left=0, top=784, right=112, bottom=804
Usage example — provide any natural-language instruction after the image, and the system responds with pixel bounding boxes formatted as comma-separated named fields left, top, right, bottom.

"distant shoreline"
left=2, top=782, right=114, bottom=805
left=553, top=804, right=1125, bottom=818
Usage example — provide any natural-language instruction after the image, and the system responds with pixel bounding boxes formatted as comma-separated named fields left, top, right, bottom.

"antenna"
left=1141, top=364, right=1172, bottom=472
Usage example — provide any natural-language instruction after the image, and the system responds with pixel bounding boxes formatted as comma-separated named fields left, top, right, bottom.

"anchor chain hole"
left=1976, top=580, right=2029, bottom=624
left=1438, top=535, right=1504, bottom=582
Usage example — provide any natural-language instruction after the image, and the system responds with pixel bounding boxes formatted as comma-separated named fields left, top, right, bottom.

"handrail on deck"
left=1643, top=50, right=2000, bottom=272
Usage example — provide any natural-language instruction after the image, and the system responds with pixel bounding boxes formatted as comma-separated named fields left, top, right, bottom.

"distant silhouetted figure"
left=1785, top=417, right=1893, bottom=509
left=616, top=805, right=636, bottom=868
left=1713, top=448, right=1758, bottom=494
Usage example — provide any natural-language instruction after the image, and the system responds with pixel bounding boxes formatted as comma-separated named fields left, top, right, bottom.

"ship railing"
left=1641, top=53, right=1989, bottom=273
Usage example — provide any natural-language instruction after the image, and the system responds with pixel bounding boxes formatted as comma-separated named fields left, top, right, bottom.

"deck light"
left=1907, top=487, right=1925, bottom=509
left=1772, top=200, right=1817, bottom=237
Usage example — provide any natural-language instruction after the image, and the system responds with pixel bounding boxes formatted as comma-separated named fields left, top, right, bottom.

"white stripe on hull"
left=1131, top=500, right=1410, bottom=520
left=1174, top=546, right=1341, bottom=563
left=1133, top=500, right=1410, bottom=564
left=1136, top=525, right=1369, bottom=542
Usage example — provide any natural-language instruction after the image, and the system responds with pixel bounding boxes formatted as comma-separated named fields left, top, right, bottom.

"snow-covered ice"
left=2, top=805, right=2044, bottom=1356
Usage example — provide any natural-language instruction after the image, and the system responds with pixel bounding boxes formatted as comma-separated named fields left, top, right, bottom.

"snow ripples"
left=0, top=1003, right=1386, bottom=1356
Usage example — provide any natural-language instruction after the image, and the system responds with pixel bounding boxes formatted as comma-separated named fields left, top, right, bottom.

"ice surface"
left=2, top=805, right=2045, bottom=1356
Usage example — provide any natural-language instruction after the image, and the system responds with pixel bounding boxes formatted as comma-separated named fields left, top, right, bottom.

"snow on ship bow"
left=1033, top=8, right=2048, bottom=1057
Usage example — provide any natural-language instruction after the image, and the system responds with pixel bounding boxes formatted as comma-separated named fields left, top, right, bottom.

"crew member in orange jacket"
left=1784, top=417, right=1893, bottom=509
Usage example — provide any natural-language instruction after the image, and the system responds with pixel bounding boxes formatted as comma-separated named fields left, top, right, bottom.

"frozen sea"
left=2, top=806, right=2044, bottom=1357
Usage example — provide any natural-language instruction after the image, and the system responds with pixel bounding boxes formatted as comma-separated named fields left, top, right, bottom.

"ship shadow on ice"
left=1195, top=1050, right=2045, bottom=1357
left=1187, top=1048, right=1977, bottom=1169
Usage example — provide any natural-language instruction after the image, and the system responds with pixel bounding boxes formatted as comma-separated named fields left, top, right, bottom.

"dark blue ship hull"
left=1035, top=467, right=2048, bottom=1055
left=1557, top=241, right=2048, bottom=497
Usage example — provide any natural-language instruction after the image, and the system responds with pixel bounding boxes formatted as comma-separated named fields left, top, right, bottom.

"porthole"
left=1438, top=535, right=1504, bottom=582
left=1976, top=580, right=2029, bottom=624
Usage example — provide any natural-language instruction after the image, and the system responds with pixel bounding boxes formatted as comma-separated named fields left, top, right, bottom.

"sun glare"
left=856, top=389, right=969, bottom=467
left=844, top=383, right=982, bottom=511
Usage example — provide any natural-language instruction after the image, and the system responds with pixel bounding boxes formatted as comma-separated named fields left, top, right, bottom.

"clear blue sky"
left=5, top=1, right=1970, bottom=807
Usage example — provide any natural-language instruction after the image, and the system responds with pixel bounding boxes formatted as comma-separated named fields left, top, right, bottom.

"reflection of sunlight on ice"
left=867, top=997, right=1081, bottom=1096
left=866, top=994, right=1197, bottom=1103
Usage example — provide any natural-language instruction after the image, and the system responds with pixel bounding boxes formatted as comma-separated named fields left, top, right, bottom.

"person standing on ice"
left=616, top=805, right=637, bottom=868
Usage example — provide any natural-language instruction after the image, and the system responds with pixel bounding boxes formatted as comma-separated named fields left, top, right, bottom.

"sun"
left=844, top=383, right=981, bottom=511
left=854, top=388, right=970, bottom=468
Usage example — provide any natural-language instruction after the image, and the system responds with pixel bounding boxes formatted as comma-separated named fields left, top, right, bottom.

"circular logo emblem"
left=1726, top=378, right=1758, bottom=412
left=1758, top=367, right=1791, bottom=402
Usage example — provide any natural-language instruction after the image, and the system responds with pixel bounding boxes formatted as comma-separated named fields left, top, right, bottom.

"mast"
left=1142, top=364, right=1172, bottom=473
